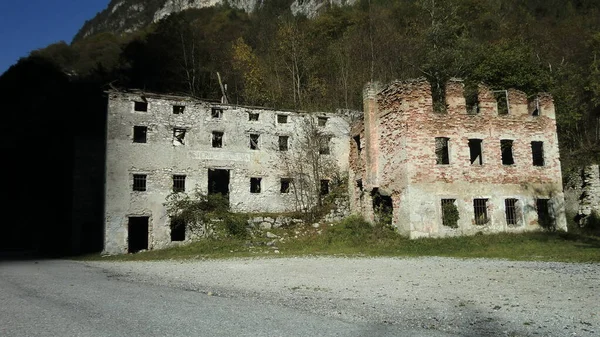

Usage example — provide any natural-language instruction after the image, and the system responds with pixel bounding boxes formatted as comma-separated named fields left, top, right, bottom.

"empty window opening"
left=356, top=179, right=363, bottom=191
left=134, top=101, right=148, bottom=112
left=372, top=188, right=393, bottom=225
left=279, top=136, right=289, bottom=151
left=494, top=90, right=509, bottom=115
left=133, top=174, right=147, bottom=191
left=431, top=81, right=446, bottom=113
left=211, top=107, right=223, bottom=119
left=128, top=216, right=149, bottom=253
left=173, top=105, right=185, bottom=114
left=441, top=199, right=459, bottom=228
left=531, top=141, right=544, bottom=166
left=133, top=126, right=147, bottom=143
left=473, top=199, right=489, bottom=225
left=319, top=136, right=331, bottom=155
left=250, top=134, right=260, bottom=150
left=353, top=135, right=362, bottom=155
left=435, top=137, right=450, bottom=164
left=248, top=112, right=259, bottom=121
left=212, top=131, right=223, bottom=148
left=505, top=198, right=519, bottom=226
left=280, top=178, right=291, bottom=193
left=170, top=218, right=185, bottom=242
left=277, top=114, right=288, bottom=123
left=469, top=139, right=483, bottom=165
left=536, top=198, right=554, bottom=229
left=464, top=83, right=480, bottom=115
left=529, top=97, right=540, bottom=116
left=320, top=180, right=330, bottom=195
left=208, top=169, right=230, bottom=198
left=173, top=175, right=186, bottom=192
left=250, top=177, right=262, bottom=193
left=501, top=140, right=514, bottom=165
left=318, top=117, right=328, bottom=127
left=173, top=128, right=186, bottom=146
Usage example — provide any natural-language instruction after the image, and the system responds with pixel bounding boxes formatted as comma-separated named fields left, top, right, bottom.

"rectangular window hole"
left=505, top=198, right=519, bottom=226
left=212, top=131, right=223, bottom=148
left=494, top=90, right=509, bottom=115
left=277, top=114, right=288, bottom=123
left=469, top=139, right=483, bottom=165
left=133, top=174, right=147, bottom=191
left=320, top=180, right=330, bottom=195
left=134, top=101, right=148, bottom=112
left=133, top=126, right=147, bottom=143
left=280, top=178, right=291, bottom=193
left=435, top=137, right=450, bottom=165
left=208, top=169, right=230, bottom=197
left=279, top=136, right=289, bottom=151
left=250, top=177, right=262, bottom=193
left=173, top=105, right=185, bottom=114
left=531, top=141, right=544, bottom=166
left=250, top=134, right=260, bottom=150
left=248, top=112, right=259, bottom=121
left=173, top=128, right=186, bottom=146
left=211, top=107, right=223, bottom=119
left=319, top=136, right=331, bottom=155
left=441, top=199, right=459, bottom=228
left=353, top=135, right=361, bottom=154
left=536, top=199, right=553, bottom=229
left=473, top=198, right=488, bottom=225
left=501, top=140, right=514, bottom=165
left=170, top=218, right=186, bottom=242
left=173, top=175, right=186, bottom=192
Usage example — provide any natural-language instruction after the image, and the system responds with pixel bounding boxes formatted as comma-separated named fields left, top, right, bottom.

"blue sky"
left=0, top=0, right=110, bottom=75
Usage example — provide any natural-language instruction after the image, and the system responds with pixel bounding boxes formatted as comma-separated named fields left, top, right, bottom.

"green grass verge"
left=81, top=216, right=600, bottom=263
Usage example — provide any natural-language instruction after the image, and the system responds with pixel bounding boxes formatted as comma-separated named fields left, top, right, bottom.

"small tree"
left=279, top=117, right=340, bottom=220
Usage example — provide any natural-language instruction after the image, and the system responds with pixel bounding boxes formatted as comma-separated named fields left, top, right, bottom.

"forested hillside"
left=7, top=0, right=600, bottom=168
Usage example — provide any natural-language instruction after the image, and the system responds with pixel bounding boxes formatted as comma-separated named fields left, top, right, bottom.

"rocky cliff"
left=75, top=0, right=357, bottom=41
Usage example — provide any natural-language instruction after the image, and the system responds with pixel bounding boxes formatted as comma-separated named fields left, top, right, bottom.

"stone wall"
left=104, top=91, right=350, bottom=254
left=349, top=78, right=567, bottom=238
left=578, top=164, right=600, bottom=222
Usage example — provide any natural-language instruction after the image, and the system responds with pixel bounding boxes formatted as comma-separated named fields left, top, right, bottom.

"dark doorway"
left=372, top=188, right=393, bottom=225
left=208, top=169, right=230, bottom=197
left=170, top=219, right=186, bottom=242
left=128, top=217, right=149, bottom=253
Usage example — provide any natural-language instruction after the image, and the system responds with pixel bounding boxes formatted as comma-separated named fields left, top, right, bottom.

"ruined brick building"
left=103, top=79, right=567, bottom=253
left=348, top=79, right=567, bottom=238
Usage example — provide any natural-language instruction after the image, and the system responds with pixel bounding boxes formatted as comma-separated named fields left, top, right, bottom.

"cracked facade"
left=348, top=79, right=567, bottom=238
left=104, top=78, right=569, bottom=253
left=104, top=90, right=350, bottom=254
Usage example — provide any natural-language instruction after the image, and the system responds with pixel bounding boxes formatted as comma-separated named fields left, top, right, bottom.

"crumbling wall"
left=351, top=78, right=567, bottom=238
left=578, top=164, right=600, bottom=222
left=104, top=91, right=350, bottom=254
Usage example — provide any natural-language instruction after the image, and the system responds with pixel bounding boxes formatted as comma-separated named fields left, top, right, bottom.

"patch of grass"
left=81, top=216, right=600, bottom=263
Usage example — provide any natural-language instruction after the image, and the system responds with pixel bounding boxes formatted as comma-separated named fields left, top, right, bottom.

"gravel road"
left=88, top=257, right=599, bottom=336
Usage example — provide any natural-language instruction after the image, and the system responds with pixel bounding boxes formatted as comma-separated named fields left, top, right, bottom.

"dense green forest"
left=10, top=0, right=600, bottom=170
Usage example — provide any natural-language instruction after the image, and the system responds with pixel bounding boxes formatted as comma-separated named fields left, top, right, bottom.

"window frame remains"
left=211, top=107, right=223, bottom=119
left=435, top=137, right=450, bottom=165
left=473, top=198, right=489, bottom=225
left=173, top=128, right=186, bottom=146
left=133, top=174, right=147, bottom=191
left=173, top=175, right=186, bottom=192
left=468, top=139, right=483, bottom=165
left=250, top=134, right=260, bottom=150
left=501, top=139, right=515, bottom=165
left=212, top=131, right=223, bottom=148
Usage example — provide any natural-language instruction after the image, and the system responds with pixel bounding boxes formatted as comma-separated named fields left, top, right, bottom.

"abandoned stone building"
left=104, top=90, right=350, bottom=254
left=103, top=78, right=569, bottom=253
left=348, top=79, right=567, bottom=238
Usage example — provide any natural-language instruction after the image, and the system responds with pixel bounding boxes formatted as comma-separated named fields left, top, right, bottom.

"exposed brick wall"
left=351, top=78, right=567, bottom=238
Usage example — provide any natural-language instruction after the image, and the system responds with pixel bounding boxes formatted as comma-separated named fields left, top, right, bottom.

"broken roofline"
left=104, top=89, right=341, bottom=117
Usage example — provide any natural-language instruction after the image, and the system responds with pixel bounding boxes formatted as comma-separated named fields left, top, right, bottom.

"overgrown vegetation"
left=165, top=190, right=249, bottom=239
left=13, top=0, right=600, bottom=171
left=85, top=215, right=600, bottom=263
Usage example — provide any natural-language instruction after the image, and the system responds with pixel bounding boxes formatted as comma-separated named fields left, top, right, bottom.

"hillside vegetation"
left=8, top=0, right=600, bottom=171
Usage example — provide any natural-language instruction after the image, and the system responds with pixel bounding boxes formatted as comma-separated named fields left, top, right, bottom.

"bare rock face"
left=76, top=0, right=357, bottom=41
